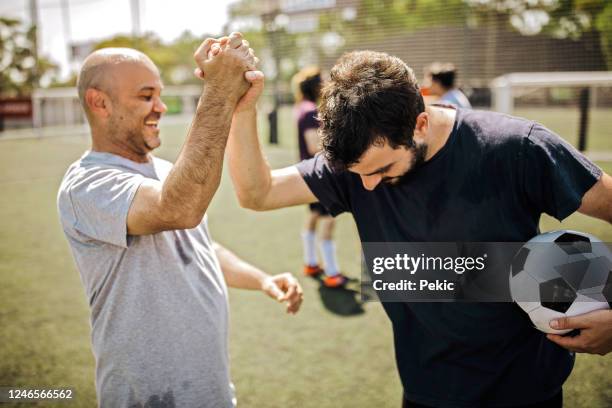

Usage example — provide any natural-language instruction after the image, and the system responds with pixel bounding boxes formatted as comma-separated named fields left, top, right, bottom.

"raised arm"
left=226, top=76, right=317, bottom=211
left=128, top=33, right=255, bottom=234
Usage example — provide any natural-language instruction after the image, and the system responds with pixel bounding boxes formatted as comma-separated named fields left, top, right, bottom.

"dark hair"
left=319, top=51, right=425, bottom=169
left=428, top=63, right=456, bottom=89
left=300, top=73, right=322, bottom=102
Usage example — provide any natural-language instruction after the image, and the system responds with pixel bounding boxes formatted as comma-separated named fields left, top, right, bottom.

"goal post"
left=490, top=72, right=612, bottom=151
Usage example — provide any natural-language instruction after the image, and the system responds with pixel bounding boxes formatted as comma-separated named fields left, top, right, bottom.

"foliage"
left=230, top=0, right=612, bottom=79
left=87, top=0, right=612, bottom=87
left=0, top=17, right=58, bottom=97
left=92, top=30, right=215, bottom=85
left=317, top=0, right=466, bottom=47
left=592, top=1, right=612, bottom=68
left=464, top=0, right=612, bottom=67
left=318, top=0, right=612, bottom=69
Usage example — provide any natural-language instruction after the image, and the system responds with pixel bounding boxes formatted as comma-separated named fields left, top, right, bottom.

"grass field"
left=0, top=107, right=611, bottom=407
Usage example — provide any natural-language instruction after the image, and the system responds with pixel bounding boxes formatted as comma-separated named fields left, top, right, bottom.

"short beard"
left=382, top=141, right=428, bottom=186
left=108, top=115, right=149, bottom=157
left=127, top=127, right=151, bottom=155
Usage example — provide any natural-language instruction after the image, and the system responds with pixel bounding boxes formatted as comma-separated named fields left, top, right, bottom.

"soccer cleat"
left=303, top=264, right=324, bottom=277
left=323, top=274, right=349, bottom=288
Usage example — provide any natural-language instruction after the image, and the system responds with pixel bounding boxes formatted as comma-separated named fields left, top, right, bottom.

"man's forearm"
left=160, top=86, right=238, bottom=225
left=227, top=108, right=273, bottom=209
left=213, top=242, right=267, bottom=290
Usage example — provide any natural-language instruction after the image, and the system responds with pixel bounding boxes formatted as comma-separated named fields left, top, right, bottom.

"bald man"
left=57, top=34, right=303, bottom=407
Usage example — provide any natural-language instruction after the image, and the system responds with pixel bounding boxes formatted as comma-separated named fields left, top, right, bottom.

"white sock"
left=301, top=231, right=318, bottom=266
left=320, top=239, right=340, bottom=277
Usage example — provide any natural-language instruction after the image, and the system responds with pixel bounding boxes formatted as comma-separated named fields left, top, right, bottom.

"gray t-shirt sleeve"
left=61, top=167, right=145, bottom=247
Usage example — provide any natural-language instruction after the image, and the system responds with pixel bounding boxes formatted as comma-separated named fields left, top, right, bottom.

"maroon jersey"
left=295, top=100, right=319, bottom=161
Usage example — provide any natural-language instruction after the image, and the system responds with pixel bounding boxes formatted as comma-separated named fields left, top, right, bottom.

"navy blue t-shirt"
left=296, top=108, right=602, bottom=407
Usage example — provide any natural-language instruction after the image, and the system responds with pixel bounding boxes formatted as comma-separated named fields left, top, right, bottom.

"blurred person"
left=57, top=34, right=303, bottom=407
left=425, top=62, right=471, bottom=109
left=227, top=51, right=612, bottom=407
left=291, top=67, right=347, bottom=288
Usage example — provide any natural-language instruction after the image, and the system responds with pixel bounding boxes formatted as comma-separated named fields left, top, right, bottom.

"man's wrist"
left=257, top=272, right=271, bottom=291
left=234, top=106, right=257, bottom=118
left=201, top=83, right=241, bottom=107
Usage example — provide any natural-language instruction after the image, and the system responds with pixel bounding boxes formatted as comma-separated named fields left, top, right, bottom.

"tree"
left=465, top=0, right=612, bottom=68
left=0, top=17, right=58, bottom=97
left=594, top=2, right=612, bottom=68
left=92, top=31, right=220, bottom=85
left=317, top=0, right=466, bottom=48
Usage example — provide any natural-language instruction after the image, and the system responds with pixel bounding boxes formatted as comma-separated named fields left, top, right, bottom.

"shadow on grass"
left=314, top=276, right=373, bottom=316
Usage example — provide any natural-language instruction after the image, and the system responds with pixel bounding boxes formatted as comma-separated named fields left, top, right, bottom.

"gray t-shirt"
left=57, top=151, right=235, bottom=408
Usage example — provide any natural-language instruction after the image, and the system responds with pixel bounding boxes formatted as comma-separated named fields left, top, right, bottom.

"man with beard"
left=226, top=50, right=612, bottom=407
left=57, top=33, right=303, bottom=407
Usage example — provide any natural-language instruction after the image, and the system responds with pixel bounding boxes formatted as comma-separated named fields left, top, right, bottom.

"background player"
left=291, top=67, right=347, bottom=288
left=424, top=62, right=472, bottom=109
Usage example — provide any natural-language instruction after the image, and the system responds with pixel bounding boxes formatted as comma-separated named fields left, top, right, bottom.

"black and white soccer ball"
left=510, top=230, right=612, bottom=334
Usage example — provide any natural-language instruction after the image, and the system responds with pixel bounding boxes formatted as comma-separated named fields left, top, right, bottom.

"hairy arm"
left=128, top=34, right=253, bottom=234
left=227, top=107, right=317, bottom=211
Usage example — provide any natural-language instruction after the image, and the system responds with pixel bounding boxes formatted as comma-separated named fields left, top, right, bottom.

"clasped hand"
left=193, top=33, right=257, bottom=96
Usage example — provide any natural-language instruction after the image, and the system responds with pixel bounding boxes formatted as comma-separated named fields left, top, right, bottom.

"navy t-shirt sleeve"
left=522, top=123, right=602, bottom=221
left=299, top=109, right=319, bottom=131
left=296, top=153, right=352, bottom=216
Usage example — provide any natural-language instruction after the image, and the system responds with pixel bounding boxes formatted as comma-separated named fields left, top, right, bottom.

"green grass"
left=0, top=107, right=611, bottom=407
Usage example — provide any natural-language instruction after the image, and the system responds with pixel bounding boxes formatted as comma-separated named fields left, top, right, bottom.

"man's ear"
left=85, top=88, right=111, bottom=118
left=414, top=111, right=428, bottom=137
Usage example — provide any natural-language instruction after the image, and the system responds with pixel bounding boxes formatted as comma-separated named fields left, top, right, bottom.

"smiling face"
left=348, top=140, right=428, bottom=191
left=105, top=61, right=167, bottom=156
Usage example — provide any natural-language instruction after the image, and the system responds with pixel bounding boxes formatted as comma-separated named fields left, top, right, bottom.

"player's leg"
left=319, top=215, right=348, bottom=288
left=302, top=207, right=323, bottom=277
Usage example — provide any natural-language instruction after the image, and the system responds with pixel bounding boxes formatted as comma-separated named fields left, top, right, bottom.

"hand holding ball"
left=510, top=230, right=611, bottom=334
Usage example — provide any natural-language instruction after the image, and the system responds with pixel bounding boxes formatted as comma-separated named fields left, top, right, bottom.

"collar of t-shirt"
left=80, top=150, right=160, bottom=180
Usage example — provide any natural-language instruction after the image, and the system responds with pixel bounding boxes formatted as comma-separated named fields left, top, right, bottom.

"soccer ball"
left=509, top=230, right=612, bottom=334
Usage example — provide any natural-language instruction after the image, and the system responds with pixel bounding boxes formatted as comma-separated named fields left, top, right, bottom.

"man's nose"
left=154, top=97, right=167, bottom=113
left=361, top=174, right=381, bottom=191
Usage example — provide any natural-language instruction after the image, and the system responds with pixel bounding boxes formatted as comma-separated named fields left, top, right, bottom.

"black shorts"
left=309, top=202, right=331, bottom=216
